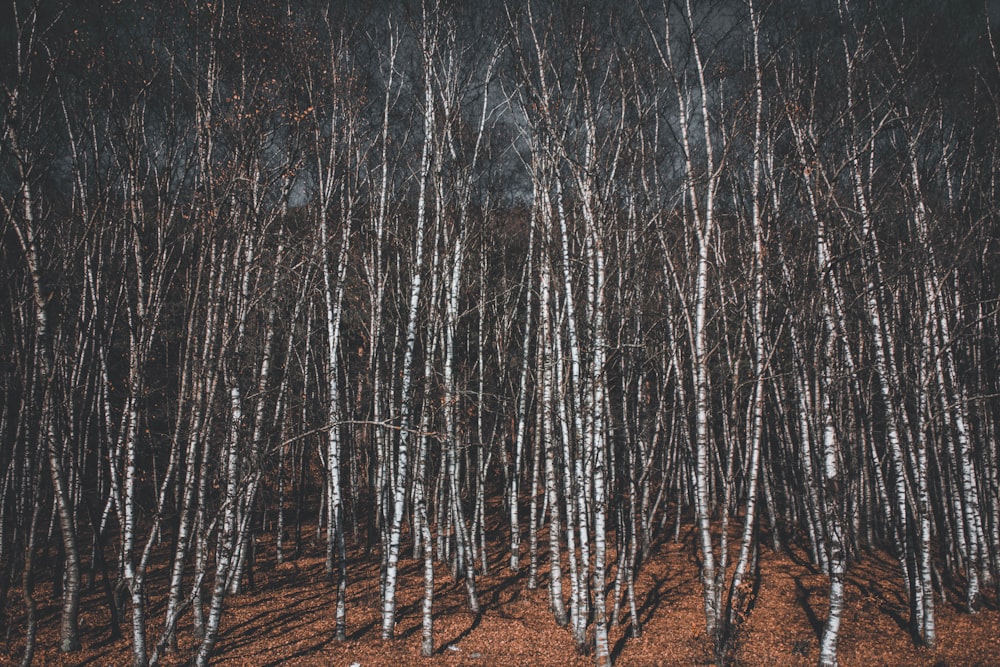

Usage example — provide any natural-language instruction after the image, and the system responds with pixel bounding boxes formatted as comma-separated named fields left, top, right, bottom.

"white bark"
left=381, top=1, right=436, bottom=638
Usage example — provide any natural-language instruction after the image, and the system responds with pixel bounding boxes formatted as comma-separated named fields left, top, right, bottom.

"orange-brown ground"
left=3, top=527, right=998, bottom=666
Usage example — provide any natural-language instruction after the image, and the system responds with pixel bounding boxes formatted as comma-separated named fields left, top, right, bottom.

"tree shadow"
left=440, top=608, right=483, bottom=653
left=347, top=619, right=376, bottom=641
left=794, top=576, right=823, bottom=639
left=637, top=568, right=689, bottom=628
left=487, top=570, right=525, bottom=607
left=847, top=572, right=912, bottom=641
left=260, top=630, right=337, bottom=667
left=786, top=546, right=819, bottom=575
left=610, top=623, right=639, bottom=665
left=226, top=587, right=328, bottom=640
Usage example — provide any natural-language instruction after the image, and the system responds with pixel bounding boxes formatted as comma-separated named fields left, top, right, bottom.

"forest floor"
left=3, top=524, right=999, bottom=666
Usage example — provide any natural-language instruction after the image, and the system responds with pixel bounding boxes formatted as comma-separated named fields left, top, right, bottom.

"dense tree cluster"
left=2, top=0, right=999, bottom=665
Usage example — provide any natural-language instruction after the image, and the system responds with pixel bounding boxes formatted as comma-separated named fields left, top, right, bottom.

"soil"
left=3, top=527, right=998, bottom=666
